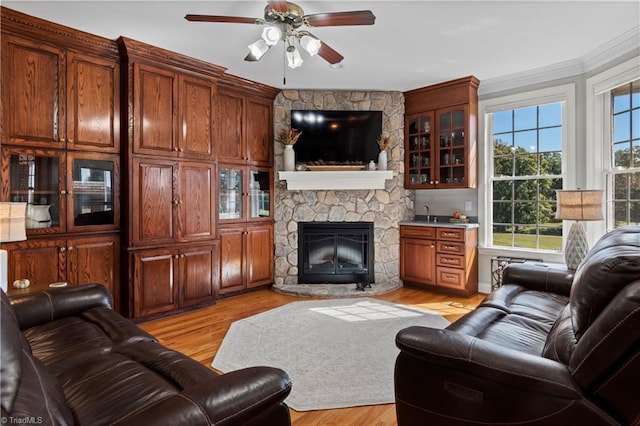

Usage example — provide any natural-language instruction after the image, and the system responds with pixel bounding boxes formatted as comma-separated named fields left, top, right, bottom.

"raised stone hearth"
left=272, top=281, right=402, bottom=298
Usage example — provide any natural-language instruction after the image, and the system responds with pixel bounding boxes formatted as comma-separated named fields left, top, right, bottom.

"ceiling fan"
left=185, top=1, right=376, bottom=69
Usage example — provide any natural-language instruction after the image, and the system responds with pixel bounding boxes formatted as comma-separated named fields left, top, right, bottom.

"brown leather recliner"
left=395, top=226, right=640, bottom=425
left=1, top=284, right=292, bottom=425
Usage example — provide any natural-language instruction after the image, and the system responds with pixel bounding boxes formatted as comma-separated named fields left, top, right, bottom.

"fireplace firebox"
left=298, top=222, right=374, bottom=284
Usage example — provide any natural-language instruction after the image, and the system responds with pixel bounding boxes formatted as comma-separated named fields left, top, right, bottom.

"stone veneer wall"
left=273, top=90, right=414, bottom=286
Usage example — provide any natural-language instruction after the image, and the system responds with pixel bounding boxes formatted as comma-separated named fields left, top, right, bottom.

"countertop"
left=399, top=220, right=479, bottom=229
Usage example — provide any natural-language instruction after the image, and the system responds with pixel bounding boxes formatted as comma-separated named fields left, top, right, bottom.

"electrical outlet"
left=464, top=200, right=472, bottom=211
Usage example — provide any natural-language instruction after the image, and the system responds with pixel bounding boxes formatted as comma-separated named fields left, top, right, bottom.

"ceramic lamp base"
left=565, top=221, right=589, bottom=270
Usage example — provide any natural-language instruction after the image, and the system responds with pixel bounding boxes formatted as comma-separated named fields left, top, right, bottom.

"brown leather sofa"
left=1, top=284, right=292, bottom=425
left=395, top=226, right=640, bottom=425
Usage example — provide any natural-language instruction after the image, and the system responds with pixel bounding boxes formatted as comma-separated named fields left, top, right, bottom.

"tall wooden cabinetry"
left=0, top=8, right=121, bottom=309
left=119, top=37, right=226, bottom=318
left=216, top=77, right=278, bottom=296
left=404, top=76, right=479, bottom=189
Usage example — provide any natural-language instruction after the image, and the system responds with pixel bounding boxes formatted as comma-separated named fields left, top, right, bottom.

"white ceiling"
left=4, top=1, right=640, bottom=91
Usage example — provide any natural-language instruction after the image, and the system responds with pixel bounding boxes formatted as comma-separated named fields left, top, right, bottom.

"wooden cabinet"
left=132, top=62, right=215, bottom=160
left=400, top=225, right=477, bottom=296
left=404, top=76, right=479, bottom=189
left=219, top=224, right=273, bottom=295
left=1, top=32, right=119, bottom=153
left=215, top=86, right=273, bottom=166
left=1, top=9, right=122, bottom=311
left=4, top=235, right=121, bottom=308
left=2, top=147, right=120, bottom=236
left=129, top=158, right=215, bottom=247
left=400, top=226, right=436, bottom=286
left=130, top=242, right=219, bottom=318
left=120, top=36, right=226, bottom=319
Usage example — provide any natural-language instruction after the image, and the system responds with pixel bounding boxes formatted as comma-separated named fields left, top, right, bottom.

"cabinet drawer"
left=437, top=240, right=465, bottom=255
left=437, top=267, right=466, bottom=290
left=436, top=254, right=464, bottom=269
left=436, top=227, right=465, bottom=241
left=401, top=225, right=435, bottom=239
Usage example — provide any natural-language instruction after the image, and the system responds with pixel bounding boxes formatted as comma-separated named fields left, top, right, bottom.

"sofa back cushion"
left=1, top=291, right=22, bottom=412
left=1, top=291, right=74, bottom=424
left=570, top=226, right=640, bottom=340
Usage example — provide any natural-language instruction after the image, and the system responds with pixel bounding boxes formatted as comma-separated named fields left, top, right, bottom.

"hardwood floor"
left=139, top=286, right=486, bottom=425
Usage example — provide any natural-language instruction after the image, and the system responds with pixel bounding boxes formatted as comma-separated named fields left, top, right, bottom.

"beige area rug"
left=211, top=298, right=449, bottom=411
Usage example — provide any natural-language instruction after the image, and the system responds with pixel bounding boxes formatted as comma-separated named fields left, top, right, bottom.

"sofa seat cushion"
left=23, top=306, right=157, bottom=373
left=447, top=284, right=569, bottom=356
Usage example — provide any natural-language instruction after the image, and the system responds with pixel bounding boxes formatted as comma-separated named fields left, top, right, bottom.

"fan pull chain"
left=283, top=42, right=287, bottom=86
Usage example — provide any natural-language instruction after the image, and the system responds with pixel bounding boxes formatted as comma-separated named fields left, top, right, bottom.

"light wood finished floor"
left=140, top=287, right=486, bottom=426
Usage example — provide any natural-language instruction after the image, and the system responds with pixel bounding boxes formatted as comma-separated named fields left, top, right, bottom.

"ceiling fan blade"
left=267, top=1, right=289, bottom=13
left=317, top=41, right=344, bottom=65
left=185, top=14, right=260, bottom=24
left=304, top=10, right=376, bottom=27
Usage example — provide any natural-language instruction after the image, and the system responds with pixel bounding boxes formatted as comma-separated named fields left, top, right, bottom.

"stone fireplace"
left=273, top=90, right=414, bottom=288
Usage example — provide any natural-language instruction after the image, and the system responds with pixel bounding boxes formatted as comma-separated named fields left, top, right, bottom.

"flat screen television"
left=290, top=110, right=382, bottom=164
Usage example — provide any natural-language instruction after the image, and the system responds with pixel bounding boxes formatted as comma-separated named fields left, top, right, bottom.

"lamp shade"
left=555, top=190, right=603, bottom=221
left=0, top=202, right=27, bottom=242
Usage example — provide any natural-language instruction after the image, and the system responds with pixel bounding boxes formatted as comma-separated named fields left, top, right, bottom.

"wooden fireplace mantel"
left=278, top=170, right=394, bottom=190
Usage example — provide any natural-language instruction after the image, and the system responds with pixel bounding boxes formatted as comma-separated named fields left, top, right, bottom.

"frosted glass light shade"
left=248, top=39, right=269, bottom=60
left=286, top=48, right=303, bottom=68
left=261, top=26, right=281, bottom=45
left=556, top=190, right=603, bottom=221
left=300, top=35, right=321, bottom=56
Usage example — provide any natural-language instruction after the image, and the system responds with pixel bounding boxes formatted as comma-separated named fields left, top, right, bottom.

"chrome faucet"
left=424, top=205, right=430, bottom=223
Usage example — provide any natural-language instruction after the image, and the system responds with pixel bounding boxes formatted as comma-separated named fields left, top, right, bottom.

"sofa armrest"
left=114, top=366, right=292, bottom=426
left=396, top=326, right=579, bottom=397
left=9, top=284, right=113, bottom=330
left=502, top=262, right=574, bottom=296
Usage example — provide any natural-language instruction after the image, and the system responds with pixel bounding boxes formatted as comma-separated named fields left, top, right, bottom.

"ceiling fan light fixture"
left=248, top=39, right=269, bottom=60
left=286, top=46, right=303, bottom=68
left=300, top=35, right=321, bottom=56
left=261, top=26, right=282, bottom=45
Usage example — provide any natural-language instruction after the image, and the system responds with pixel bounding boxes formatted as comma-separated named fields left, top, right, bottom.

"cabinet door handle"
left=60, top=138, right=66, bottom=143
left=68, top=139, right=74, bottom=143
left=67, top=191, right=73, bottom=195
left=180, top=254, right=185, bottom=258
left=174, top=254, right=180, bottom=259
left=60, top=190, right=67, bottom=195
left=179, top=148, right=184, bottom=152
left=178, top=200, right=183, bottom=205
left=445, top=274, right=457, bottom=280
left=443, top=245, right=458, bottom=250
left=173, top=147, right=179, bottom=152
left=430, top=244, right=435, bottom=248
left=173, top=200, right=179, bottom=205
left=443, top=232, right=457, bottom=237
left=67, top=246, right=73, bottom=251
left=435, top=180, right=439, bottom=184
left=59, top=247, right=66, bottom=252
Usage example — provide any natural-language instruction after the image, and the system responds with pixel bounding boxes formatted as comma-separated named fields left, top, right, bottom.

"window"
left=490, top=103, right=563, bottom=250
left=609, top=80, right=640, bottom=227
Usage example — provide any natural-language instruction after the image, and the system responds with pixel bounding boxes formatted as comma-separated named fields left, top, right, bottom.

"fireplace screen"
left=298, top=222, right=374, bottom=284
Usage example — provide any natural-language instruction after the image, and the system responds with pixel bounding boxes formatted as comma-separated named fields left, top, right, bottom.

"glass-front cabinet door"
left=248, top=169, right=272, bottom=219
left=68, top=153, right=119, bottom=231
left=405, top=112, right=434, bottom=188
left=218, top=166, right=273, bottom=222
left=437, top=106, right=468, bottom=187
left=2, top=148, right=118, bottom=235
left=3, top=148, right=65, bottom=234
left=219, top=166, right=243, bottom=221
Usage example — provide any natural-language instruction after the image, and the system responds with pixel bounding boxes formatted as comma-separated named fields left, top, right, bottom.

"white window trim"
left=586, top=56, right=640, bottom=236
left=478, top=83, right=575, bottom=262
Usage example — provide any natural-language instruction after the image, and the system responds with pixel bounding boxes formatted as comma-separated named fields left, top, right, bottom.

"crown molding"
left=479, top=26, right=640, bottom=96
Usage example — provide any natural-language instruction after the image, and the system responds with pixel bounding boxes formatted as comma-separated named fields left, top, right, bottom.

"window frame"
left=586, top=56, right=640, bottom=236
left=478, top=84, right=575, bottom=261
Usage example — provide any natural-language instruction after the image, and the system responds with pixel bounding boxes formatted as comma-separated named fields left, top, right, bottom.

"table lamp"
left=0, top=202, right=27, bottom=292
left=555, top=189, right=603, bottom=270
